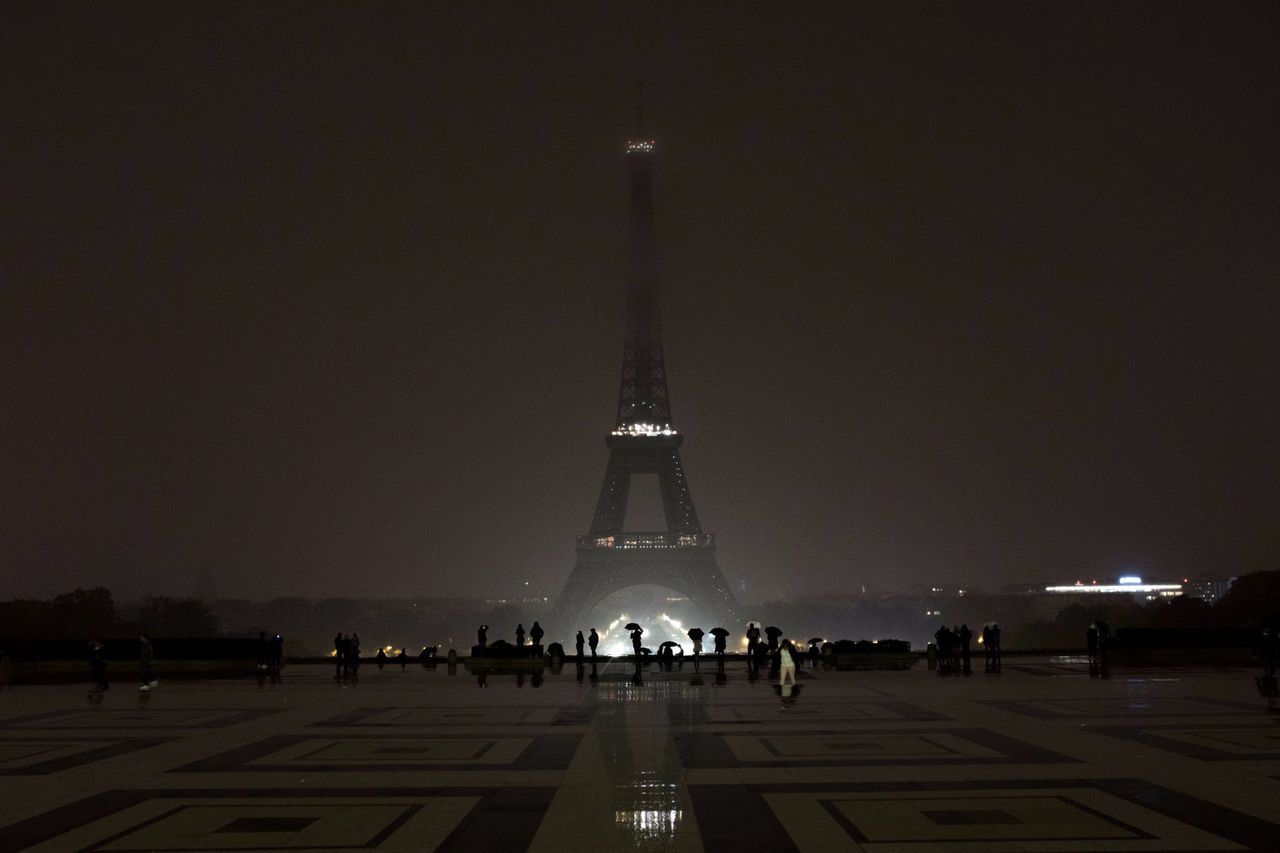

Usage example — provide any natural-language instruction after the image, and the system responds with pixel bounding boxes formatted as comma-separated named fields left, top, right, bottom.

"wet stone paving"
left=0, top=658, right=1278, bottom=851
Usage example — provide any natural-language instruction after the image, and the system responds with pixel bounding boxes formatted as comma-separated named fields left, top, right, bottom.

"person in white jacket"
left=778, top=639, right=798, bottom=686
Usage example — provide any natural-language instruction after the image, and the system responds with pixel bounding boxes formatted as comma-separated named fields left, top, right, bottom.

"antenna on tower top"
left=626, top=81, right=654, bottom=154
left=636, top=80, right=644, bottom=134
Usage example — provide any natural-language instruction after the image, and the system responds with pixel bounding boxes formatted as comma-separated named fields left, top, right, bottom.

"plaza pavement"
left=0, top=657, right=1277, bottom=851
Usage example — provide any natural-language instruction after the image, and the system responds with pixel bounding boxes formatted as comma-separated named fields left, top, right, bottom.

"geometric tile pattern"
left=677, top=727, right=1078, bottom=768
left=311, top=706, right=595, bottom=727
left=2, top=660, right=1279, bottom=852
left=0, top=708, right=283, bottom=729
left=979, top=696, right=1262, bottom=719
left=174, top=733, right=582, bottom=773
left=2, top=788, right=555, bottom=852
left=689, top=779, right=1280, bottom=851
left=697, top=699, right=948, bottom=724
left=0, top=736, right=169, bottom=775
left=1092, top=723, right=1280, bottom=761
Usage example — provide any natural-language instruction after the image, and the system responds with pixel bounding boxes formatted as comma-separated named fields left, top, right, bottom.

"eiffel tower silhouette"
left=552, top=123, right=740, bottom=635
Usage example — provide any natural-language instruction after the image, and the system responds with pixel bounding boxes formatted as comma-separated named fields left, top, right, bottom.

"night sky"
left=3, top=2, right=1277, bottom=602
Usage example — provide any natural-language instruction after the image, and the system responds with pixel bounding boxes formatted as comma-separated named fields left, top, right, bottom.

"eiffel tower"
left=552, top=128, right=740, bottom=634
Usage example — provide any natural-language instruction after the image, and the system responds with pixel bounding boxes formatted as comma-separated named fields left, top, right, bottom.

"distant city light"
left=1118, top=576, right=1142, bottom=585
left=1045, top=582, right=1181, bottom=595
left=626, top=140, right=655, bottom=153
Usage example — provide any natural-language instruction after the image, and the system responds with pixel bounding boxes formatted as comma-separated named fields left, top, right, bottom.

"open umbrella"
left=808, top=637, right=824, bottom=646
left=625, top=622, right=642, bottom=632
left=709, top=627, right=729, bottom=637
left=658, top=641, right=683, bottom=651
left=764, top=626, right=782, bottom=638
left=687, top=628, right=705, bottom=642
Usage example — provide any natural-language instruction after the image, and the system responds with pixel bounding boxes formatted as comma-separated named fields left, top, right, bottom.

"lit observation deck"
left=611, top=422, right=677, bottom=437
left=578, top=532, right=714, bottom=550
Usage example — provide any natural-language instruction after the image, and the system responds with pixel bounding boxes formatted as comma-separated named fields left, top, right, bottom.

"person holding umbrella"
left=710, top=627, right=729, bottom=657
left=807, top=638, right=823, bottom=667
left=626, top=623, right=643, bottom=661
left=687, top=628, right=704, bottom=669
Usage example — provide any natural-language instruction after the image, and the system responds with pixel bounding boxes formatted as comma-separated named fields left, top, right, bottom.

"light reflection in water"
left=613, top=777, right=682, bottom=843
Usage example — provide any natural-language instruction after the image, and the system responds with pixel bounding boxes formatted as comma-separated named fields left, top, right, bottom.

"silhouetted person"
left=630, top=627, right=643, bottom=660
left=588, top=628, right=599, bottom=660
left=765, top=626, right=781, bottom=652
left=575, top=631, right=585, bottom=659
left=89, top=640, right=108, bottom=692
left=530, top=621, right=544, bottom=650
left=516, top=623, right=525, bottom=648
left=334, top=632, right=345, bottom=677
left=268, top=633, right=283, bottom=670
left=1086, top=624, right=1100, bottom=667
left=257, top=631, right=269, bottom=671
left=477, top=624, right=488, bottom=650
left=1261, top=622, right=1278, bottom=679
left=350, top=633, right=361, bottom=671
left=714, top=632, right=727, bottom=657
left=746, top=623, right=760, bottom=664
left=376, top=648, right=387, bottom=669
left=418, top=646, right=434, bottom=666
left=397, top=648, right=407, bottom=669
left=1094, top=621, right=1111, bottom=667
left=989, top=624, right=1002, bottom=670
left=958, top=624, right=972, bottom=675
left=935, top=625, right=952, bottom=674
left=138, top=634, right=155, bottom=690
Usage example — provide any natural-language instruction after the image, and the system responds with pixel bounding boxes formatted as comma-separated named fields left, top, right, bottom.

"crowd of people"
left=932, top=623, right=1002, bottom=674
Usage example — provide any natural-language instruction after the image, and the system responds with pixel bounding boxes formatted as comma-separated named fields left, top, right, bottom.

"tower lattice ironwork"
left=552, top=132, right=740, bottom=633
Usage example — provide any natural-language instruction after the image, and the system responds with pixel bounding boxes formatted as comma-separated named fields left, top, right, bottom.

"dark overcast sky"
left=3, top=2, right=1278, bottom=602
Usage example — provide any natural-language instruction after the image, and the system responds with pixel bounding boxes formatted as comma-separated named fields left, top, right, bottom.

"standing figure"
left=630, top=627, right=643, bottom=659
left=575, top=630, right=585, bottom=659
left=530, top=622, right=544, bottom=650
left=515, top=624, right=525, bottom=648
left=1086, top=623, right=1100, bottom=668
left=89, top=640, right=109, bottom=692
left=778, top=639, right=798, bottom=686
left=477, top=624, right=488, bottom=650
left=958, top=624, right=972, bottom=675
left=746, top=623, right=761, bottom=664
left=138, top=634, right=156, bottom=690
left=268, top=634, right=284, bottom=671
left=397, top=648, right=408, bottom=669
left=989, top=623, right=1002, bottom=670
left=934, top=625, right=951, bottom=674
left=350, top=633, right=361, bottom=671
left=334, top=632, right=345, bottom=677
left=376, top=648, right=388, bottom=669
left=714, top=631, right=727, bottom=657
left=588, top=628, right=599, bottom=660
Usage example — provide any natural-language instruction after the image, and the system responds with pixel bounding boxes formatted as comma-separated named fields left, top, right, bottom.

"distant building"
left=1182, top=576, right=1235, bottom=604
left=1044, top=575, right=1182, bottom=601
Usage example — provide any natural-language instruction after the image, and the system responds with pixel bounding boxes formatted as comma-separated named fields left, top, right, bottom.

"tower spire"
left=617, top=105, right=667, bottom=434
